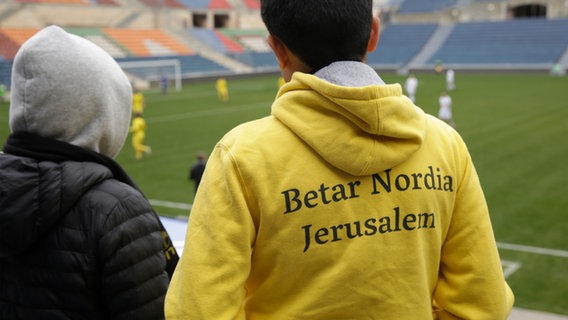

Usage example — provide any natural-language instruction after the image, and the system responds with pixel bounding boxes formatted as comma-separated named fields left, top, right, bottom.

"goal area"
left=119, top=59, right=182, bottom=92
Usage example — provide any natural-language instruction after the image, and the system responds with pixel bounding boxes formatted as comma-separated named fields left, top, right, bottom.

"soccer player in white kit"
left=438, top=91, right=455, bottom=127
left=405, top=74, right=418, bottom=102
left=446, top=69, right=455, bottom=91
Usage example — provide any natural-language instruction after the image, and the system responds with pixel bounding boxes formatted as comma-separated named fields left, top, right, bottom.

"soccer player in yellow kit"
left=132, top=89, right=145, bottom=114
left=215, top=78, right=228, bottom=102
left=129, top=113, right=151, bottom=160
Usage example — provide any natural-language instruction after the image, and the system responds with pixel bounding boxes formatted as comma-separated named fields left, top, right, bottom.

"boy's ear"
left=366, top=16, right=380, bottom=53
left=267, top=35, right=289, bottom=69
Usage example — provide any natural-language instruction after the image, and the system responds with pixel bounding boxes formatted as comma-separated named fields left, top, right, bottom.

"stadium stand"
left=367, top=23, right=438, bottom=67
left=102, top=28, right=193, bottom=57
left=189, top=29, right=244, bottom=54
left=426, top=18, right=568, bottom=65
left=16, top=0, right=88, bottom=4
left=217, top=29, right=270, bottom=52
left=209, top=0, right=231, bottom=10
left=190, top=29, right=226, bottom=53
left=175, top=0, right=230, bottom=10
left=0, top=28, right=40, bottom=60
left=94, top=0, right=118, bottom=5
left=228, top=51, right=277, bottom=69
left=175, top=0, right=208, bottom=10
left=213, top=30, right=244, bottom=53
left=65, top=27, right=128, bottom=57
left=242, top=0, right=260, bottom=10
left=397, top=0, right=457, bottom=14
left=139, top=0, right=187, bottom=9
left=0, top=59, right=11, bottom=88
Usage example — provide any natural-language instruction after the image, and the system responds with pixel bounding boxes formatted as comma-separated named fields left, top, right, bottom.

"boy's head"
left=261, top=0, right=377, bottom=76
left=9, top=25, right=132, bottom=158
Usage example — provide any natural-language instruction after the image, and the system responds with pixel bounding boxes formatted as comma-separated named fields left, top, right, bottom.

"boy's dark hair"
left=261, top=0, right=374, bottom=73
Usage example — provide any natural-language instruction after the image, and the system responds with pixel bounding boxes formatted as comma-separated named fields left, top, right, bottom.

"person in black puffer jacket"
left=0, top=25, right=177, bottom=320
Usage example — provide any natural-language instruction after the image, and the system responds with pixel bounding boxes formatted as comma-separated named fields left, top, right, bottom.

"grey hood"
left=9, top=25, right=132, bottom=158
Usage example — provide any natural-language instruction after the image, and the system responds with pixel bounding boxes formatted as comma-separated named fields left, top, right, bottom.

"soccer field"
left=1, top=72, right=567, bottom=315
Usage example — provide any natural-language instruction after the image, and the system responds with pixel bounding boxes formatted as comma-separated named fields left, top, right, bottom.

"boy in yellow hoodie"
left=165, top=1, right=514, bottom=319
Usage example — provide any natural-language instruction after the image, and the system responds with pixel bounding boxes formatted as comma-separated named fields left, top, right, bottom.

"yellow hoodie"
left=166, top=62, right=513, bottom=319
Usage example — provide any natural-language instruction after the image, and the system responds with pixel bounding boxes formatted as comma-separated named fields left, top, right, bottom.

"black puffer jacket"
left=0, top=135, right=170, bottom=320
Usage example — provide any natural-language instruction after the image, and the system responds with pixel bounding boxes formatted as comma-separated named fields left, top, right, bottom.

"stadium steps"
left=214, top=29, right=244, bottom=53
left=143, top=38, right=177, bottom=55
left=169, top=29, right=253, bottom=73
left=557, top=44, right=568, bottom=66
left=217, top=28, right=270, bottom=52
left=65, top=27, right=129, bottom=57
left=189, top=29, right=244, bottom=54
left=406, top=22, right=454, bottom=70
left=115, top=10, right=144, bottom=28
left=366, top=23, right=438, bottom=69
left=86, top=34, right=128, bottom=57
left=0, top=3, right=23, bottom=22
left=235, top=35, right=268, bottom=51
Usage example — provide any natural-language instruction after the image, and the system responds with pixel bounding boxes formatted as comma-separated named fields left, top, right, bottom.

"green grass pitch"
left=1, top=72, right=567, bottom=315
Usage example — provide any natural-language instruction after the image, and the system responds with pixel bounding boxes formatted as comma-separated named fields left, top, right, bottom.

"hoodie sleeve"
left=165, top=142, right=256, bottom=320
left=95, top=181, right=170, bottom=320
left=433, top=137, right=514, bottom=319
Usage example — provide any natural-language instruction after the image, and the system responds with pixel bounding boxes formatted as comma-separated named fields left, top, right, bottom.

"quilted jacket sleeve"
left=93, top=180, right=169, bottom=320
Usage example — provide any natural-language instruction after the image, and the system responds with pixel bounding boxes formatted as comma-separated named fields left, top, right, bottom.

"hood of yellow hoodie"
left=272, top=62, right=427, bottom=176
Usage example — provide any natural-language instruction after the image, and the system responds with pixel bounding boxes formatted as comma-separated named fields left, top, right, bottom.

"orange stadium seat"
left=102, top=29, right=193, bottom=57
left=45, top=0, right=88, bottom=3
left=214, top=30, right=243, bottom=53
left=139, top=0, right=186, bottom=9
left=242, top=0, right=259, bottom=10
left=0, top=28, right=40, bottom=60
left=209, top=0, right=231, bottom=9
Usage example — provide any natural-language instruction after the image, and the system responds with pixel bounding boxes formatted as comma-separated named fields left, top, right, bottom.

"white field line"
left=147, top=102, right=268, bottom=124
left=149, top=199, right=192, bottom=210
left=150, top=199, right=568, bottom=259
left=501, top=260, right=522, bottom=279
left=497, top=242, right=568, bottom=258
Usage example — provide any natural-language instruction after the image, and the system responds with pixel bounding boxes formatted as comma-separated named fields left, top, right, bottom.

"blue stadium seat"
left=397, top=0, right=457, bottom=14
left=176, top=0, right=208, bottom=9
left=0, top=60, right=11, bottom=88
left=427, top=18, right=568, bottom=64
left=367, top=23, right=438, bottom=66
left=190, top=29, right=229, bottom=54
left=228, top=52, right=278, bottom=69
